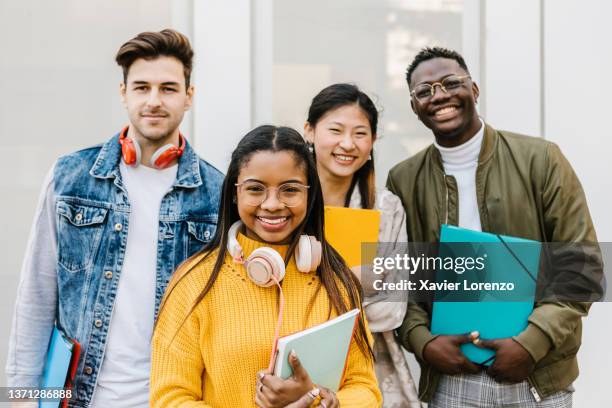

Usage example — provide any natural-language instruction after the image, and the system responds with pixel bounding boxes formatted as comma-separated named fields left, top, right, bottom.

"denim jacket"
left=6, top=133, right=223, bottom=407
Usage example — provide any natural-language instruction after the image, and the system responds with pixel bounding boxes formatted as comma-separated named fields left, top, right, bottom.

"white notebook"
left=273, top=309, right=360, bottom=392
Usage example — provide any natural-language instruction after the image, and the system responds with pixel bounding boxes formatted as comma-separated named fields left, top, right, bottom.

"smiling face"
left=304, top=103, right=374, bottom=182
left=120, top=56, right=193, bottom=146
left=410, top=57, right=481, bottom=147
left=236, top=150, right=308, bottom=244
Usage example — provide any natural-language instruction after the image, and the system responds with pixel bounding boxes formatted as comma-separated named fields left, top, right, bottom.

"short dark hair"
left=405, top=46, right=470, bottom=87
left=115, top=29, right=194, bottom=88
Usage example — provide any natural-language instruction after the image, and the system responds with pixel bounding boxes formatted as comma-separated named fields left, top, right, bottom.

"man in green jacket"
left=387, top=46, right=599, bottom=407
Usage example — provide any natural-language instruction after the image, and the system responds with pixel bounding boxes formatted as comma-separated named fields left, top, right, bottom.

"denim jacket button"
left=75, top=213, right=83, bottom=222
left=94, top=319, right=103, bottom=328
left=104, top=271, right=113, bottom=279
left=114, top=223, right=122, bottom=232
left=84, top=366, right=93, bottom=375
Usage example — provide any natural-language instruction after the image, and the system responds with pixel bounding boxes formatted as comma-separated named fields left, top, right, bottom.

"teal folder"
left=40, top=326, right=80, bottom=408
left=273, top=309, right=359, bottom=391
left=431, top=225, right=541, bottom=365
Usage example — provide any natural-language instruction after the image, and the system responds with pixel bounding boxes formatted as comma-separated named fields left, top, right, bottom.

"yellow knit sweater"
left=150, top=233, right=382, bottom=407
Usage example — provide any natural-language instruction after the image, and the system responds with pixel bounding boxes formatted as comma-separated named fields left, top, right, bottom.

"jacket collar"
left=89, top=131, right=203, bottom=188
left=430, top=121, right=498, bottom=172
left=479, top=122, right=498, bottom=165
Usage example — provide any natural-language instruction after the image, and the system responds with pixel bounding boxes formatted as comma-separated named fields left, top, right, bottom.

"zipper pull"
left=530, top=386, right=542, bottom=402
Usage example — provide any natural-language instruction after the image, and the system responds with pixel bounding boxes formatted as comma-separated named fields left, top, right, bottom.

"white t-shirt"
left=434, top=120, right=484, bottom=231
left=90, top=161, right=177, bottom=408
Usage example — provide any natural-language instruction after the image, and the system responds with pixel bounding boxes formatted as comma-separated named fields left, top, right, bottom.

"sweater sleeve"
left=336, top=315, right=382, bottom=407
left=150, top=271, right=212, bottom=408
left=362, top=189, right=409, bottom=333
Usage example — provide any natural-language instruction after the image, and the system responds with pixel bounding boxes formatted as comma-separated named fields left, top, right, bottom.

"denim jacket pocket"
left=186, top=220, right=215, bottom=256
left=56, top=200, right=109, bottom=272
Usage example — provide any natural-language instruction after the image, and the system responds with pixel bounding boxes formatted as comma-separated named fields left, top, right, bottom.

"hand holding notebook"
left=431, top=225, right=541, bottom=366
left=256, top=352, right=316, bottom=407
left=272, top=309, right=360, bottom=392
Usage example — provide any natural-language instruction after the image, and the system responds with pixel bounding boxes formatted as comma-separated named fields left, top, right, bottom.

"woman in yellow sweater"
left=150, top=125, right=382, bottom=407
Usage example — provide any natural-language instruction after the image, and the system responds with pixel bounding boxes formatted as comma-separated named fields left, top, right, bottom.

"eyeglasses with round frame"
left=235, top=181, right=309, bottom=207
left=410, top=74, right=471, bottom=103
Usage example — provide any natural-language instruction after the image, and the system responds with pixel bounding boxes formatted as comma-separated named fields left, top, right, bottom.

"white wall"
left=543, top=1, right=612, bottom=406
left=483, top=0, right=542, bottom=136
left=191, top=0, right=252, bottom=172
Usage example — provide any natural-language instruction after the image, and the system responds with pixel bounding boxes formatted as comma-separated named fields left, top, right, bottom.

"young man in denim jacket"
left=6, top=29, right=223, bottom=407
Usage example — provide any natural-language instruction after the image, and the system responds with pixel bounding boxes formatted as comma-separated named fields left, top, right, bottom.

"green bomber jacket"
left=386, top=123, right=600, bottom=402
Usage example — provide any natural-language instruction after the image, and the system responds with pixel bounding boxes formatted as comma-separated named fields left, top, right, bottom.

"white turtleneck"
left=434, top=120, right=484, bottom=231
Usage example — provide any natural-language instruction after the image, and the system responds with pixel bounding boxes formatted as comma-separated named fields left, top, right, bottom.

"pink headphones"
left=118, top=126, right=185, bottom=169
left=227, top=220, right=322, bottom=371
left=226, top=221, right=322, bottom=287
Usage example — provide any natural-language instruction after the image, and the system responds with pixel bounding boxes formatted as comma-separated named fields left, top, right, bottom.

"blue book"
left=273, top=309, right=360, bottom=391
left=431, top=225, right=541, bottom=365
left=40, top=326, right=80, bottom=408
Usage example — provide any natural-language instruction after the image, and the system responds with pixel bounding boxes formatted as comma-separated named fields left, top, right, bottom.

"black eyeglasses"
left=410, top=75, right=471, bottom=103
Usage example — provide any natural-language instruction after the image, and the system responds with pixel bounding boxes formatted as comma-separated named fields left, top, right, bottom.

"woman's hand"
left=255, top=351, right=315, bottom=408
left=317, top=386, right=339, bottom=408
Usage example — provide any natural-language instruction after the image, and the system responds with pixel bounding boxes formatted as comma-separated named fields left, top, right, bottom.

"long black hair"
left=160, top=125, right=373, bottom=358
left=306, top=83, right=378, bottom=209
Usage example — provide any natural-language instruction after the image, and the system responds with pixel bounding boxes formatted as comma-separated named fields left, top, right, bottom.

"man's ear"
left=472, top=82, right=480, bottom=104
left=185, top=85, right=194, bottom=111
left=120, top=82, right=127, bottom=106
left=303, top=121, right=314, bottom=143
left=410, top=99, right=417, bottom=115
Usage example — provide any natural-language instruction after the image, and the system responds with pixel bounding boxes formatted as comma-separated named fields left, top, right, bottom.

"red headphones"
left=118, top=126, right=185, bottom=169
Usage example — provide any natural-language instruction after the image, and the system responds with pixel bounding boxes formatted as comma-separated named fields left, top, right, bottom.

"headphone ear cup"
left=295, top=235, right=312, bottom=273
left=309, top=236, right=322, bottom=271
left=121, top=136, right=141, bottom=166
left=151, top=144, right=179, bottom=169
left=247, top=247, right=286, bottom=287
left=296, top=235, right=321, bottom=273
left=227, top=221, right=243, bottom=260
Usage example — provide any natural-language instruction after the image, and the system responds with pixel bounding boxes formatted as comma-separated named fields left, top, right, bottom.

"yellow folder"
left=324, top=206, right=381, bottom=267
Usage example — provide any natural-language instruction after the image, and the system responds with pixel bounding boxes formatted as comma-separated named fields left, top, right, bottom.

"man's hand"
left=255, top=351, right=315, bottom=408
left=423, top=333, right=481, bottom=375
left=476, top=338, right=535, bottom=383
